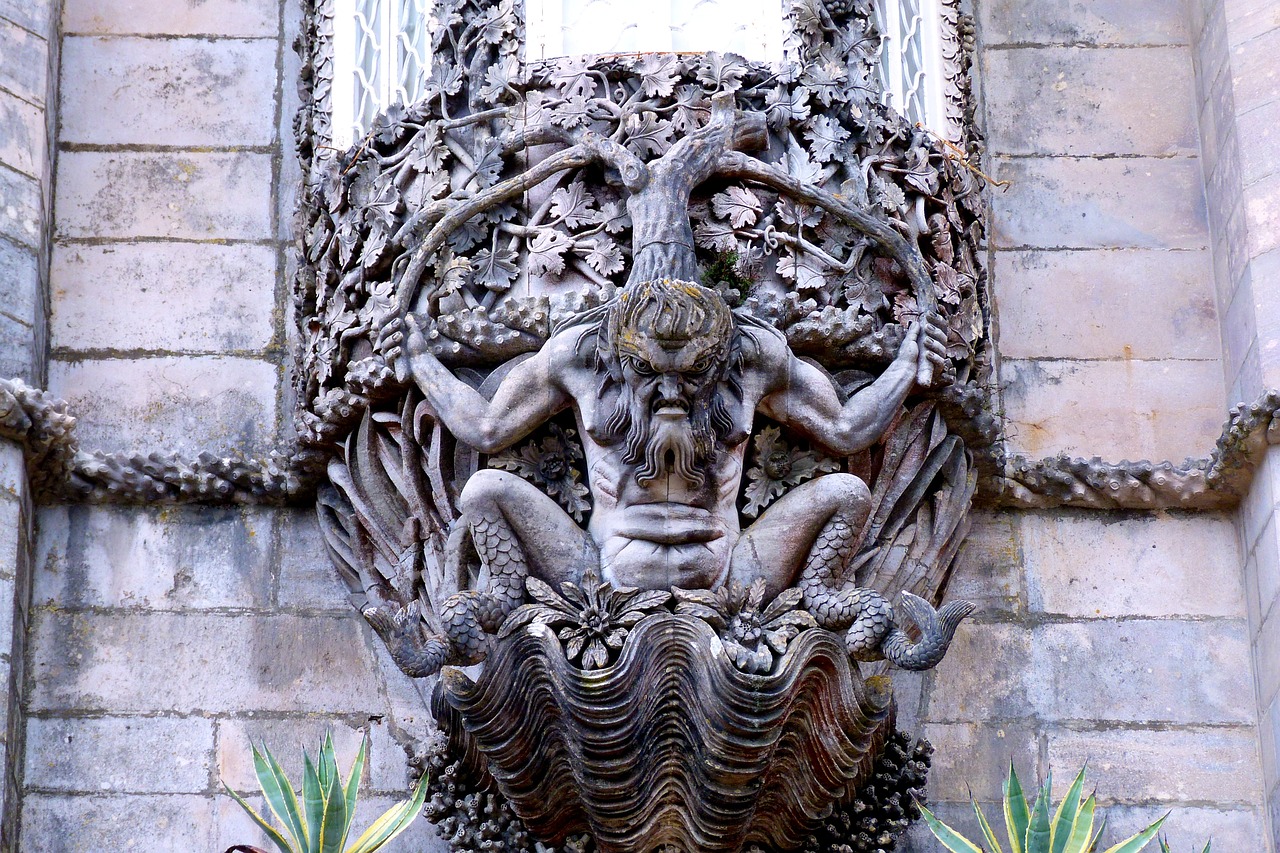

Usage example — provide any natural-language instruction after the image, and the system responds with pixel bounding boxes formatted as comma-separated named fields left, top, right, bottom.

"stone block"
left=1225, top=0, right=1280, bottom=47
left=1021, top=511, right=1245, bottom=618
left=1230, top=26, right=1280, bottom=115
left=993, top=249, right=1219, bottom=360
left=21, top=793, right=234, bottom=852
left=47, top=356, right=278, bottom=456
left=1236, top=97, right=1280, bottom=186
left=0, top=236, right=38, bottom=327
left=920, top=621, right=1036, bottom=722
left=25, top=716, right=214, bottom=793
left=1244, top=170, right=1280, bottom=258
left=1240, top=444, right=1280, bottom=552
left=1045, top=727, right=1263, bottom=804
left=1225, top=269, right=1259, bottom=387
left=216, top=717, right=373, bottom=791
left=1030, top=620, right=1255, bottom=725
left=63, top=0, right=280, bottom=37
left=983, top=47, right=1198, bottom=156
left=59, top=36, right=279, bottom=147
left=0, top=18, right=48, bottom=105
left=0, top=313, right=35, bottom=384
left=29, top=610, right=385, bottom=713
left=1253, top=515, right=1280, bottom=625
left=54, top=151, right=273, bottom=241
left=943, top=510, right=1023, bottom=616
left=999, top=358, right=1225, bottom=462
left=277, top=509, right=353, bottom=610
left=50, top=242, right=277, bottom=353
left=1099, top=805, right=1264, bottom=851
left=0, top=90, right=45, bottom=179
left=919, top=722, right=1038, bottom=803
left=33, top=505, right=273, bottom=610
left=990, top=157, right=1209, bottom=250
left=978, top=0, right=1188, bottom=46
left=1262, top=693, right=1279, bottom=790
left=1258, top=603, right=1280, bottom=708
left=0, top=165, right=42, bottom=249
left=0, top=0, right=54, bottom=36
left=1250, top=249, right=1280, bottom=388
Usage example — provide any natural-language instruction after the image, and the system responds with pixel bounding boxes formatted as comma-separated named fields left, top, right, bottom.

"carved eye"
left=691, top=356, right=716, bottom=375
left=627, top=356, right=655, bottom=376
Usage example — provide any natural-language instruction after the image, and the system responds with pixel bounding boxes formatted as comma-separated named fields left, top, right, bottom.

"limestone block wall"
left=7, top=0, right=1279, bottom=852
left=1190, top=0, right=1280, bottom=841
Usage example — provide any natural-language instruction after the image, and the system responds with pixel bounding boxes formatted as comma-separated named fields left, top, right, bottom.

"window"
left=523, top=0, right=784, bottom=64
left=331, top=0, right=434, bottom=148
left=873, top=0, right=954, bottom=140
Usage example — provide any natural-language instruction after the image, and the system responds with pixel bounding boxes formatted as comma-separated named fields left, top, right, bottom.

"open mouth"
left=652, top=398, right=689, bottom=416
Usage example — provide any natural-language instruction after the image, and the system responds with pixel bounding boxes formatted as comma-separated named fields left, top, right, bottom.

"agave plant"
left=223, top=732, right=428, bottom=853
left=918, top=762, right=1172, bottom=853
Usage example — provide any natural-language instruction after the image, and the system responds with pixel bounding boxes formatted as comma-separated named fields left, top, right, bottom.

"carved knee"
left=458, top=468, right=521, bottom=516
left=814, top=472, right=871, bottom=514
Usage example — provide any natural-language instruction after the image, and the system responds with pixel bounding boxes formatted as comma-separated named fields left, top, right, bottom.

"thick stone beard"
left=612, top=382, right=718, bottom=488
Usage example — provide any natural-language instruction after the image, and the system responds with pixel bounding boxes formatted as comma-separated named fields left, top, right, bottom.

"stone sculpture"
left=297, top=0, right=987, bottom=849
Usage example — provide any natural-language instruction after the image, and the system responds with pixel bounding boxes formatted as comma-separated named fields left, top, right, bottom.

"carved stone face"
left=602, top=279, right=736, bottom=486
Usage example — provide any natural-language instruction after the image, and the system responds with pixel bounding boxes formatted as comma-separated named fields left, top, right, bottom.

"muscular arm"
left=401, top=317, right=571, bottom=453
left=759, top=319, right=946, bottom=456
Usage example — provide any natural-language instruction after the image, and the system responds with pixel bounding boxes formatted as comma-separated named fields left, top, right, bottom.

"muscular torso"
left=556, top=327, right=775, bottom=590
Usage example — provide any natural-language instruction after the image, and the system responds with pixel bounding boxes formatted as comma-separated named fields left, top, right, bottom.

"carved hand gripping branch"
left=298, top=1, right=987, bottom=850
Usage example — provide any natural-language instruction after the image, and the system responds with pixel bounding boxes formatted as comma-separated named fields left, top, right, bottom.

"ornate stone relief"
left=291, top=0, right=987, bottom=849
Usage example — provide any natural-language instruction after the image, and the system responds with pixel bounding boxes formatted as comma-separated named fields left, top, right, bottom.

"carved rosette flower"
left=674, top=579, right=818, bottom=674
left=488, top=424, right=591, bottom=521
left=500, top=570, right=671, bottom=670
left=743, top=425, right=841, bottom=516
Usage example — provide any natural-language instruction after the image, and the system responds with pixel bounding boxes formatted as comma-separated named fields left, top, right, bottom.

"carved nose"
left=658, top=373, right=681, bottom=401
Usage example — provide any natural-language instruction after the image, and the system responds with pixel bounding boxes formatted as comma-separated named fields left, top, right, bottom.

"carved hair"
left=604, top=278, right=734, bottom=362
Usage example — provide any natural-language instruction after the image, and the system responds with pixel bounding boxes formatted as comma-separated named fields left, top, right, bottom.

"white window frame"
left=331, top=0, right=434, bottom=149
left=874, top=0, right=955, bottom=140
left=523, top=0, right=786, bottom=65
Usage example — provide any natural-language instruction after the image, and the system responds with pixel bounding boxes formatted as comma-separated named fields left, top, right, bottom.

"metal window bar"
left=331, top=0, right=433, bottom=148
left=873, top=0, right=949, bottom=137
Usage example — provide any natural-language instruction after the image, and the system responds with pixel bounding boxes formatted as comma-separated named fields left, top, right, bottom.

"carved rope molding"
left=4, top=375, right=1279, bottom=511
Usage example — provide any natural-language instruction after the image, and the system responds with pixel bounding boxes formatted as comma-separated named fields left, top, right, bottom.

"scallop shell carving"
left=438, top=613, right=895, bottom=853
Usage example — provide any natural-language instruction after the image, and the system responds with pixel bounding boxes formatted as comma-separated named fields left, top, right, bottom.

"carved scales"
left=296, top=0, right=989, bottom=850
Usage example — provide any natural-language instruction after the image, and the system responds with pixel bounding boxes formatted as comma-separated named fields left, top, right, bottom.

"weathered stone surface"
left=0, top=0, right=54, bottom=35
left=1046, top=727, right=1264, bottom=804
left=1244, top=171, right=1280, bottom=258
left=1225, top=270, right=1260, bottom=390
left=979, top=0, right=1188, bottom=46
left=1021, top=512, right=1246, bottom=618
left=922, top=622, right=1036, bottom=722
left=0, top=313, right=35, bottom=384
left=54, top=151, right=273, bottom=240
left=277, top=510, right=351, bottom=610
left=33, top=506, right=273, bottom=610
left=1230, top=26, right=1280, bottom=115
left=0, top=89, right=45, bottom=179
left=1031, top=620, right=1255, bottom=725
left=990, top=157, right=1210, bottom=250
left=1098, top=805, right=1265, bottom=851
left=920, top=722, right=1037, bottom=802
left=984, top=47, right=1198, bottom=156
left=22, top=792, right=261, bottom=853
left=1249, top=249, right=1280, bottom=389
left=0, top=236, right=38, bottom=327
left=1224, top=0, right=1280, bottom=47
left=217, top=717, right=413, bottom=794
left=25, top=716, right=214, bottom=792
left=47, top=356, right=278, bottom=456
left=29, top=611, right=384, bottom=713
left=1000, top=358, right=1225, bottom=461
left=943, top=511, right=1023, bottom=616
left=994, top=249, right=1218, bottom=360
left=0, top=165, right=42, bottom=249
left=1236, top=97, right=1280, bottom=186
left=1258, top=603, right=1280, bottom=709
left=63, top=0, right=280, bottom=37
left=0, top=17, right=48, bottom=105
left=50, top=243, right=277, bottom=353
left=59, top=36, right=278, bottom=147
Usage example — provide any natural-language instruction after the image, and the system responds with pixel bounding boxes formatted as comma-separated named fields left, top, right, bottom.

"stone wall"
left=6, top=0, right=1280, bottom=852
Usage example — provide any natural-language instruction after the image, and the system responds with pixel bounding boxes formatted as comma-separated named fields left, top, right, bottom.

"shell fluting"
left=440, top=614, right=894, bottom=853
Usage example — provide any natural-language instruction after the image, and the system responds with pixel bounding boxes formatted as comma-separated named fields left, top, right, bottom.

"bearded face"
left=600, top=279, right=737, bottom=487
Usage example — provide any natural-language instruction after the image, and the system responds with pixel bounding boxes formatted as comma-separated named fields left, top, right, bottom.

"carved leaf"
left=528, top=229, right=572, bottom=278
left=549, top=181, right=600, bottom=229
left=804, top=115, right=851, bottom=164
left=624, top=112, right=675, bottom=157
left=711, top=186, right=762, bottom=229
left=637, top=53, right=680, bottom=98
left=584, top=239, right=625, bottom=276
